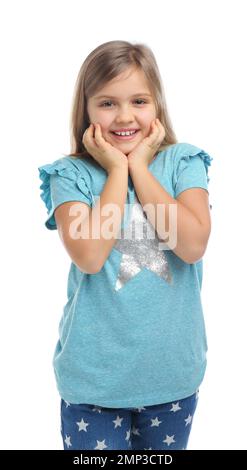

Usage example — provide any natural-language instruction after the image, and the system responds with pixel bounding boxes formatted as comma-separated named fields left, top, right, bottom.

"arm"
left=129, top=164, right=211, bottom=264
left=54, top=165, right=129, bottom=273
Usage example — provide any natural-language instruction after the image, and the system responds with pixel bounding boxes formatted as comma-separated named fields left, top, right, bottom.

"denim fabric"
left=61, top=391, right=198, bottom=450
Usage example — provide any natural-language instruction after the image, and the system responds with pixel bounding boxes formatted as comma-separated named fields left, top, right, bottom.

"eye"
left=99, top=99, right=147, bottom=107
left=134, top=99, right=146, bottom=105
left=100, top=101, right=113, bottom=107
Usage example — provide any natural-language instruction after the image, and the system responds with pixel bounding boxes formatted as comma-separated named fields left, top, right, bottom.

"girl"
left=38, top=40, right=213, bottom=451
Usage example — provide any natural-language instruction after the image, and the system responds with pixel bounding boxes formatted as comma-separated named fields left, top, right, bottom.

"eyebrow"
left=93, top=93, right=152, bottom=100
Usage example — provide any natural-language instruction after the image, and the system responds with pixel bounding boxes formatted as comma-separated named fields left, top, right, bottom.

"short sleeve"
left=38, top=157, right=94, bottom=230
left=173, top=144, right=213, bottom=199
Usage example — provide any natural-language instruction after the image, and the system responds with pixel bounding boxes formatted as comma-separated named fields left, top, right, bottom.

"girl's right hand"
left=82, top=123, right=128, bottom=173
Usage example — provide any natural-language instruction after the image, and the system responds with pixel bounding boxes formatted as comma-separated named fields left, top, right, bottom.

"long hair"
left=67, top=40, right=178, bottom=158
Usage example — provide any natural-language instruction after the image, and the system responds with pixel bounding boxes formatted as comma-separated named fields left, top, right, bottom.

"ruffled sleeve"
left=173, top=143, right=213, bottom=200
left=38, top=157, right=94, bottom=230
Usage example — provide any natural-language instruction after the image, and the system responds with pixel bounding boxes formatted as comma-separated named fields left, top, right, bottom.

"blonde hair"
left=67, top=40, right=178, bottom=158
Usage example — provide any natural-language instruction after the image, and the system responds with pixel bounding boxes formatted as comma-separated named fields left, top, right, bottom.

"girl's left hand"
left=127, top=118, right=166, bottom=170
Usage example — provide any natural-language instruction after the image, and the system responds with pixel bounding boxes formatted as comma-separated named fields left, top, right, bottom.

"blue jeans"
left=60, top=391, right=198, bottom=450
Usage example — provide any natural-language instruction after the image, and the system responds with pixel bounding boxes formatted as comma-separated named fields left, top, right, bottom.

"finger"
left=89, top=123, right=98, bottom=138
left=152, top=119, right=165, bottom=144
left=94, top=123, right=102, bottom=142
left=151, top=119, right=158, bottom=130
left=83, top=124, right=98, bottom=151
left=155, top=118, right=163, bottom=129
left=155, top=119, right=166, bottom=139
left=149, top=124, right=164, bottom=149
left=155, top=118, right=163, bottom=131
left=94, top=123, right=107, bottom=148
left=146, top=120, right=159, bottom=145
left=82, top=124, right=93, bottom=143
left=145, top=122, right=158, bottom=144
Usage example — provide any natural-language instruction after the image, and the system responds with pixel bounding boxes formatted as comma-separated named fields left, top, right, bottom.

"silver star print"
left=94, top=439, right=107, bottom=450
left=114, top=194, right=172, bottom=290
left=135, top=406, right=146, bottom=412
left=92, top=405, right=102, bottom=413
left=76, top=417, right=89, bottom=432
left=163, top=434, right=175, bottom=446
left=184, top=414, right=193, bottom=426
left=151, top=417, right=162, bottom=427
left=113, top=415, right=123, bottom=428
left=131, top=425, right=141, bottom=435
left=64, top=434, right=72, bottom=448
left=170, top=402, right=181, bottom=413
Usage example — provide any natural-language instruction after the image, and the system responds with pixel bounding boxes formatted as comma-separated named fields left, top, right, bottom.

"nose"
left=115, top=105, right=134, bottom=123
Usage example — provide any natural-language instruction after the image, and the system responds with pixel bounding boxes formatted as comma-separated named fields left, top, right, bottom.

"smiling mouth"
left=110, top=130, right=140, bottom=141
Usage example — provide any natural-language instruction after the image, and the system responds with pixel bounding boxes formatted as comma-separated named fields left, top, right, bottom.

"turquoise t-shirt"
left=38, top=142, right=213, bottom=408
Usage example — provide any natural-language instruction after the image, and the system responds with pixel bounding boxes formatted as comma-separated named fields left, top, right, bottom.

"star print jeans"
left=60, top=391, right=198, bottom=450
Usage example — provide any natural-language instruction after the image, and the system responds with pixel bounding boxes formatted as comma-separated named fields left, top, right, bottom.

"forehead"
left=93, top=67, right=152, bottom=99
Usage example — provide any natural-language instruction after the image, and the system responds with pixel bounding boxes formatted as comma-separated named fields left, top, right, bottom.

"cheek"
left=141, top=120, right=153, bottom=134
left=88, top=108, right=110, bottom=128
left=96, top=111, right=111, bottom=125
left=139, top=111, right=156, bottom=128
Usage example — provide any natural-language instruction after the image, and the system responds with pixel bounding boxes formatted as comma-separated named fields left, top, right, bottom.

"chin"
left=119, top=147, right=134, bottom=156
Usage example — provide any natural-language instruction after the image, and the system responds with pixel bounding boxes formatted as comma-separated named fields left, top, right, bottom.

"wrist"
left=128, top=160, right=147, bottom=175
left=107, top=162, right=129, bottom=175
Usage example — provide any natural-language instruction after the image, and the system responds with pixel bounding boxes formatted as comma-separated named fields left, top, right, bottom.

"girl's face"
left=87, top=67, right=157, bottom=155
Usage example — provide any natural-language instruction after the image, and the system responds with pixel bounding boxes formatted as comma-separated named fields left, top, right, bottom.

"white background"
left=0, top=0, right=246, bottom=450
